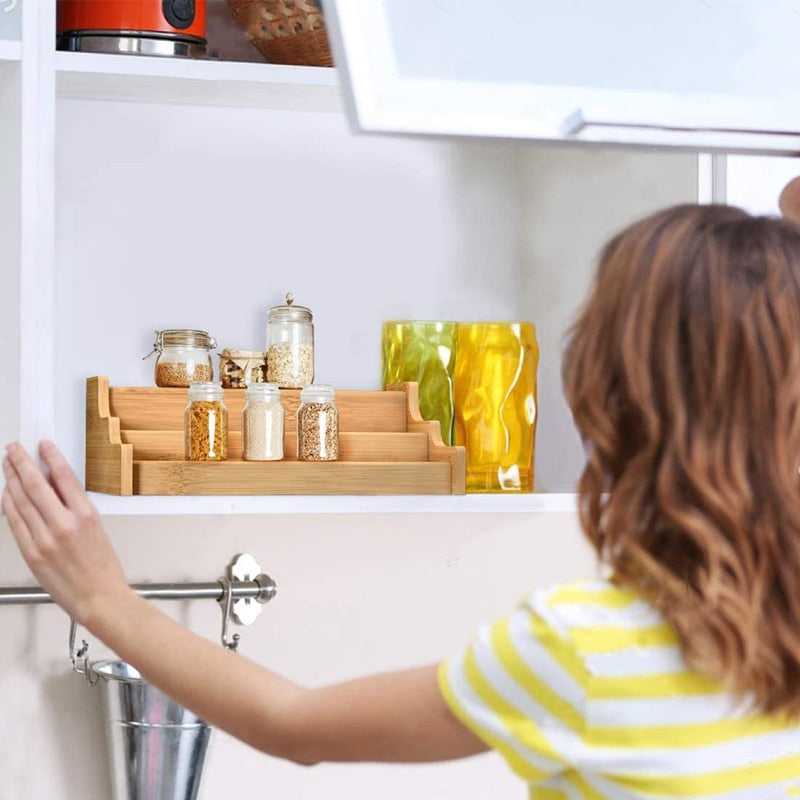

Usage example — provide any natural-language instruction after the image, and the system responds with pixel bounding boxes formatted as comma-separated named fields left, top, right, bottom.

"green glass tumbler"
left=381, top=321, right=457, bottom=445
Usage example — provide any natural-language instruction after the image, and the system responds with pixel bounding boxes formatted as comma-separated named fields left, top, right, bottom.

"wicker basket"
left=227, top=0, right=333, bottom=67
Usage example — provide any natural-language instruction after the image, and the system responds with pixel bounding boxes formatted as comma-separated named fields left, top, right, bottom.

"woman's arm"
left=1, top=440, right=488, bottom=766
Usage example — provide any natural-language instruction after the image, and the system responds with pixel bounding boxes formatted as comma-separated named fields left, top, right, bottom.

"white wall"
left=517, top=144, right=700, bottom=491
left=726, top=154, right=800, bottom=215
left=54, top=99, right=521, bottom=483
left=0, top=511, right=597, bottom=799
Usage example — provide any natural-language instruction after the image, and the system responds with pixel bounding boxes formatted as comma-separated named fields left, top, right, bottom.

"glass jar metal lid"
left=144, top=329, right=217, bottom=360
left=267, top=292, right=312, bottom=322
left=155, top=329, right=216, bottom=350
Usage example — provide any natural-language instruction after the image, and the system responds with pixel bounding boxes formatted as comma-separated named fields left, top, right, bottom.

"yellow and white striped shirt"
left=438, top=578, right=800, bottom=799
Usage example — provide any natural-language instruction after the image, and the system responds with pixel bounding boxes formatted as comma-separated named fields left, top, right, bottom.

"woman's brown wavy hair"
left=562, top=203, right=800, bottom=717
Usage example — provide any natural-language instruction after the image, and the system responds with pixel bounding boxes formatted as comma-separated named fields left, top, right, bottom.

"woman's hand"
left=2, top=440, right=489, bottom=766
left=2, top=440, right=131, bottom=625
left=779, top=176, right=800, bottom=224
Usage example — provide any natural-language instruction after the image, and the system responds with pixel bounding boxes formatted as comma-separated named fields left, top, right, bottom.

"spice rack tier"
left=86, top=377, right=465, bottom=496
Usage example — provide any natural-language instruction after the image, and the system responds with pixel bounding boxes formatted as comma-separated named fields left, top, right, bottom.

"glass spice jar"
left=219, top=348, right=267, bottom=389
left=297, top=384, right=339, bottom=461
left=242, top=383, right=284, bottom=461
left=265, top=292, right=314, bottom=388
left=185, top=382, right=228, bottom=461
left=146, top=329, right=216, bottom=388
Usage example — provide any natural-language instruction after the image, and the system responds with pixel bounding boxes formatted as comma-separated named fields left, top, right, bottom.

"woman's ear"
left=778, top=176, right=800, bottom=224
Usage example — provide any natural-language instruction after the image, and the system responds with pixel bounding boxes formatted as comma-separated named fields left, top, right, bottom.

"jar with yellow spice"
left=185, top=382, right=228, bottom=461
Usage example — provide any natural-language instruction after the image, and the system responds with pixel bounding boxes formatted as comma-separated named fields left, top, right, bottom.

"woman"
left=6, top=203, right=800, bottom=797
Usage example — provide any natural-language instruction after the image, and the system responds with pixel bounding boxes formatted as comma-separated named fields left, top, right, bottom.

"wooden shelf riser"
left=86, top=377, right=466, bottom=496
left=122, top=430, right=431, bottom=461
left=133, top=461, right=454, bottom=496
left=108, top=387, right=409, bottom=433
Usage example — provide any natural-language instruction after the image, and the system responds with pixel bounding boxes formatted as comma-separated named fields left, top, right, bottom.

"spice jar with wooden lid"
left=297, top=384, right=338, bottom=461
left=219, top=348, right=267, bottom=389
left=242, top=382, right=284, bottom=461
left=146, top=329, right=216, bottom=387
left=265, top=292, right=314, bottom=388
left=185, top=382, right=228, bottom=461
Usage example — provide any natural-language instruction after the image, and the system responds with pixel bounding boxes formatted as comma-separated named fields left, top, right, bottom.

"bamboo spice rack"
left=85, top=376, right=465, bottom=496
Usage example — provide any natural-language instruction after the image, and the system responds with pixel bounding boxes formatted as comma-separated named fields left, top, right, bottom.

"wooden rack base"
left=86, top=377, right=465, bottom=496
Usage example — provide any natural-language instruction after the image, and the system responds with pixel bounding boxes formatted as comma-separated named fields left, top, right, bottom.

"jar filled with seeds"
left=146, top=329, right=216, bottom=388
left=265, top=292, right=314, bottom=388
left=297, top=384, right=339, bottom=461
left=185, top=382, right=228, bottom=461
left=242, top=382, right=284, bottom=461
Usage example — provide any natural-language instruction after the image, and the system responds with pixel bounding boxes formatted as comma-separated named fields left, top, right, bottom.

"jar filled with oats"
left=297, top=384, right=339, bottom=461
left=242, top=382, right=284, bottom=461
left=147, top=329, right=216, bottom=388
left=265, top=293, right=314, bottom=388
left=185, top=382, right=228, bottom=461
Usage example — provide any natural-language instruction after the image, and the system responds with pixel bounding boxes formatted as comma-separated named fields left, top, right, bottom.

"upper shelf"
left=55, top=51, right=342, bottom=111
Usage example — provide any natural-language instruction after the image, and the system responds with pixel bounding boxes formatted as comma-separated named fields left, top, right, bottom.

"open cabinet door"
left=322, top=0, right=800, bottom=154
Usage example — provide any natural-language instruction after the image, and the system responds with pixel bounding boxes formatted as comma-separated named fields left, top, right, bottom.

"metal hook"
left=68, top=618, right=98, bottom=685
left=218, top=577, right=240, bottom=653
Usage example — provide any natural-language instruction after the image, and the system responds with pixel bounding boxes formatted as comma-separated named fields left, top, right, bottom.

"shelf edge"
left=54, top=51, right=339, bottom=84
left=89, top=492, right=578, bottom=516
left=54, top=51, right=343, bottom=111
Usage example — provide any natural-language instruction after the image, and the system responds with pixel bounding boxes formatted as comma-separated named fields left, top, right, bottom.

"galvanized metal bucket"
left=93, top=660, right=212, bottom=800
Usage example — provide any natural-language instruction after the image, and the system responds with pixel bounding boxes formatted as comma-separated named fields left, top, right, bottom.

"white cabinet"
left=0, top=0, right=20, bottom=41
left=2, top=1, right=706, bottom=515
left=325, top=0, right=800, bottom=154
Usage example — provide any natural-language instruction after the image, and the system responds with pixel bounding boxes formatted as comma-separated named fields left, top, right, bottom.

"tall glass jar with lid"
left=185, top=382, right=228, bottom=461
left=242, top=383, right=284, bottom=461
left=297, top=384, right=338, bottom=461
left=265, top=293, right=314, bottom=388
left=147, top=329, right=216, bottom=387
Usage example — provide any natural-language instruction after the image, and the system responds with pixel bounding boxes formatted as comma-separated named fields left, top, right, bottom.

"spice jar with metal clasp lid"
left=185, top=381, right=228, bottom=461
left=242, top=382, right=284, bottom=461
left=265, top=292, right=314, bottom=388
left=297, top=384, right=338, bottom=461
left=145, top=329, right=216, bottom=387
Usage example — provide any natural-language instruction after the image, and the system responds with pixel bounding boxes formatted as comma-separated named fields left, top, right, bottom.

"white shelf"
left=90, top=492, right=578, bottom=516
left=55, top=51, right=342, bottom=111
left=0, top=39, right=20, bottom=62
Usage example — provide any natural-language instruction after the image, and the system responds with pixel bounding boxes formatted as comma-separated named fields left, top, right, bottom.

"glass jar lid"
left=245, top=382, right=281, bottom=400
left=268, top=292, right=312, bottom=323
left=187, top=381, right=225, bottom=401
left=300, top=384, right=335, bottom=404
left=145, top=329, right=217, bottom=360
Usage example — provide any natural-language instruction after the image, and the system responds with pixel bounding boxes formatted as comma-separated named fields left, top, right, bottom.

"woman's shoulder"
left=517, top=576, right=670, bottom=643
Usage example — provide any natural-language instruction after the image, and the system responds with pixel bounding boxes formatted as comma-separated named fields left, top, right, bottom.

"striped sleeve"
left=438, top=592, right=590, bottom=785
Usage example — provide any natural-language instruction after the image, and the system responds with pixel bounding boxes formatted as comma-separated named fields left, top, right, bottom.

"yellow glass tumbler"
left=381, top=321, right=457, bottom=445
left=453, top=322, right=538, bottom=492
